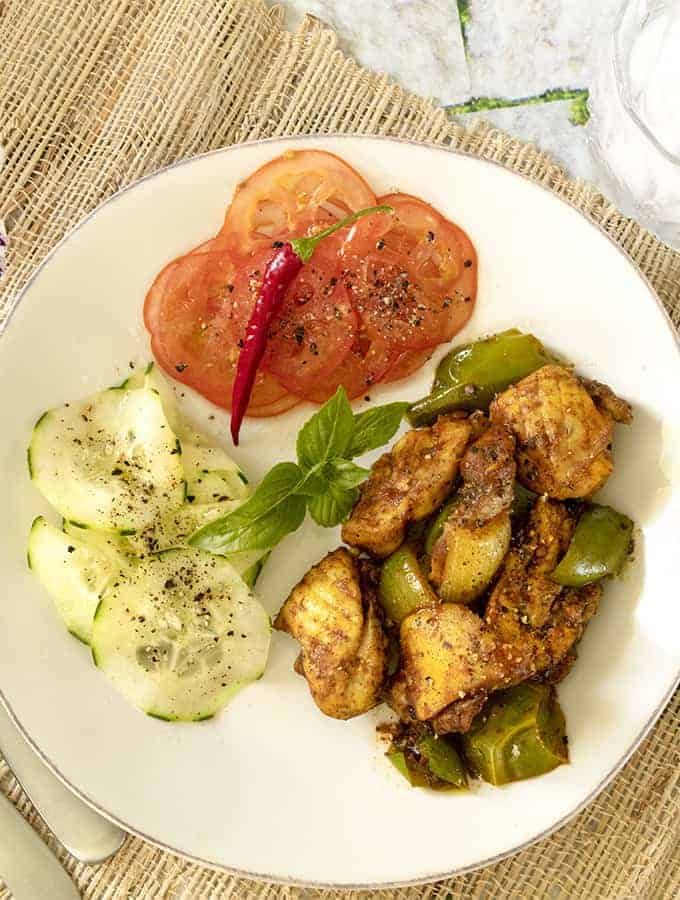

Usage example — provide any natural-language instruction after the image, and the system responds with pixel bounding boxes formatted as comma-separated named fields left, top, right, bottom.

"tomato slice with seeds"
left=300, top=325, right=397, bottom=403
left=220, top=150, right=377, bottom=254
left=242, top=392, right=301, bottom=417
left=230, top=241, right=359, bottom=401
left=144, top=248, right=292, bottom=413
left=383, top=349, right=434, bottom=384
left=339, top=193, right=477, bottom=352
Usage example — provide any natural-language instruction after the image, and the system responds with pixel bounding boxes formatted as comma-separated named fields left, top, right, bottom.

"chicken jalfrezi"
left=275, top=331, right=634, bottom=790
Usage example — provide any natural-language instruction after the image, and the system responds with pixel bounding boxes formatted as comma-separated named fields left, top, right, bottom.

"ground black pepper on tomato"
left=230, top=205, right=392, bottom=444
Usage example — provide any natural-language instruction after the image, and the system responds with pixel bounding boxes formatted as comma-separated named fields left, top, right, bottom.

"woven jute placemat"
left=1, top=2, right=678, bottom=897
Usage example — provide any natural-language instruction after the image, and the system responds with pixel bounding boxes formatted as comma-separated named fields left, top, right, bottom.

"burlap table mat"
left=1, top=1, right=678, bottom=897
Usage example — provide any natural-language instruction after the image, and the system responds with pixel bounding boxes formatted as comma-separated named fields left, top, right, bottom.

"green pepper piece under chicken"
left=510, top=481, right=537, bottom=522
left=387, top=736, right=468, bottom=790
left=417, top=734, right=468, bottom=789
left=379, top=545, right=437, bottom=625
left=387, top=749, right=412, bottom=782
left=408, top=330, right=553, bottom=426
left=552, top=504, right=633, bottom=587
left=461, top=683, right=568, bottom=786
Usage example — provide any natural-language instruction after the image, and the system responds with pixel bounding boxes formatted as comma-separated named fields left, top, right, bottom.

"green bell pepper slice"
left=408, top=329, right=553, bottom=426
left=379, top=544, right=437, bottom=624
left=461, top=683, right=568, bottom=786
left=387, top=749, right=412, bottom=782
left=552, top=504, right=634, bottom=587
left=423, top=495, right=460, bottom=556
left=388, top=738, right=468, bottom=790
left=510, top=481, right=536, bottom=521
left=417, top=734, right=468, bottom=789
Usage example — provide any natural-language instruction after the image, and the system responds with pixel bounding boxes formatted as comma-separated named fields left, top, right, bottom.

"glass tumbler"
left=587, top=0, right=680, bottom=249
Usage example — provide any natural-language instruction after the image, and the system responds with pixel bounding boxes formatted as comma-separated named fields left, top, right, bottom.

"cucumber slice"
left=65, top=503, right=267, bottom=581
left=63, top=519, right=133, bottom=561
left=91, top=548, right=271, bottom=721
left=29, top=388, right=184, bottom=532
left=125, top=503, right=227, bottom=554
left=181, top=443, right=250, bottom=507
left=28, top=516, right=120, bottom=644
left=240, top=551, right=270, bottom=589
left=143, top=362, right=187, bottom=437
left=115, top=368, right=146, bottom=390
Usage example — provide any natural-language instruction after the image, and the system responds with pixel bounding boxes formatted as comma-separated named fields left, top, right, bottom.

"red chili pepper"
left=230, top=204, right=392, bottom=444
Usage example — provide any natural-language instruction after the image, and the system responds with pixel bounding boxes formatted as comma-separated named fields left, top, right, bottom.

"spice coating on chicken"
left=490, top=365, right=627, bottom=499
left=431, top=694, right=488, bottom=735
left=342, top=414, right=471, bottom=557
left=486, top=496, right=576, bottom=633
left=275, top=548, right=387, bottom=719
left=484, top=499, right=601, bottom=685
left=429, top=423, right=516, bottom=603
left=399, top=498, right=601, bottom=720
left=580, top=376, right=633, bottom=424
left=400, top=603, right=503, bottom=720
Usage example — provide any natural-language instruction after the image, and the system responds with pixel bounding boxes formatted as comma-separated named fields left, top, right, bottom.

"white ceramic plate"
left=0, top=136, right=678, bottom=888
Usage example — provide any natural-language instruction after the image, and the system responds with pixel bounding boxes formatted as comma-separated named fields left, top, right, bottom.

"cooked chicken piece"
left=431, top=694, right=487, bottom=735
left=430, top=424, right=516, bottom=603
left=399, top=498, right=601, bottom=720
left=400, top=603, right=503, bottom=720
left=491, top=364, right=629, bottom=499
left=449, top=422, right=516, bottom=528
left=385, top=669, right=415, bottom=722
left=486, top=497, right=601, bottom=682
left=580, top=377, right=633, bottom=424
left=342, top=415, right=472, bottom=557
left=275, top=548, right=387, bottom=719
left=342, top=578, right=387, bottom=716
left=486, top=496, right=575, bottom=633
left=537, top=650, right=577, bottom=685
left=386, top=666, right=486, bottom=733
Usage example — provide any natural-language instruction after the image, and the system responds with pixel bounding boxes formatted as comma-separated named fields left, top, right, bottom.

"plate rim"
left=1, top=132, right=678, bottom=889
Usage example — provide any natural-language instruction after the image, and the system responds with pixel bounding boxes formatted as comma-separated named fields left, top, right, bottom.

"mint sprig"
left=190, top=387, right=407, bottom=555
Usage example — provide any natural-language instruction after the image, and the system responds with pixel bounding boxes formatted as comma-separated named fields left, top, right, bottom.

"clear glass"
left=587, top=0, right=680, bottom=249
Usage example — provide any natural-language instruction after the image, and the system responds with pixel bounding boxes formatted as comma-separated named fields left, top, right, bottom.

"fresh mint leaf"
left=325, top=458, right=370, bottom=491
left=190, top=462, right=306, bottom=554
left=308, top=484, right=359, bottom=528
left=348, top=402, right=409, bottom=457
left=296, top=386, right=354, bottom=471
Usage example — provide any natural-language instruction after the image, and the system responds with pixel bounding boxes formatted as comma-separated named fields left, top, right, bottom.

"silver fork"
left=0, top=701, right=125, bottom=870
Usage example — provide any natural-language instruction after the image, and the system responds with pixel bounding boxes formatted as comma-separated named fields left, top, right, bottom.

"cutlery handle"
left=0, top=793, right=81, bottom=900
left=0, top=702, right=125, bottom=864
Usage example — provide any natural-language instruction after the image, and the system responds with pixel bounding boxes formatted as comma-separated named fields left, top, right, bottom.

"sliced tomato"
left=220, top=150, right=376, bottom=253
left=339, top=193, right=477, bottom=352
left=144, top=248, right=292, bottom=413
left=383, top=349, right=433, bottom=384
left=229, top=241, right=359, bottom=402
left=242, top=393, right=301, bottom=418
left=144, top=238, right=228, bottom=331
left=299, top=325, right=397, bottom=402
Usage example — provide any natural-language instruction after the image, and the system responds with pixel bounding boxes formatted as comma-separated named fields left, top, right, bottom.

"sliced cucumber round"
left=29, top=388, right=185, bottom=532
left=181, top=443, right=250, bottom=507
left=91, top=548, right=271, bottom=721
left=143, top=362, right=186, bottom=436
left=28, top=516, right=121, bottom=644
left=114, top=368, right=146, bottom=390
left=62, top=518, right=133, bottom=561
left=239, top=551, right=270, bottom=589
left=66, top=504, right=267, bottom=583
